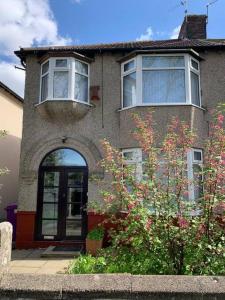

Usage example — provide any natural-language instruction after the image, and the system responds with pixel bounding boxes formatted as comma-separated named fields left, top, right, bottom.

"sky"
left=0, top=0, right=224, bottom=97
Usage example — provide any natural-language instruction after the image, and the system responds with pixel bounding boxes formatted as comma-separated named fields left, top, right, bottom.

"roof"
left=0, top=81, right=23, bottom=103
left=15, top=38, right=225, bottom=61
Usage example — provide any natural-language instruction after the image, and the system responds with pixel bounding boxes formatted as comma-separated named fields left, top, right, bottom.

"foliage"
left=69, top=255, right=106, bottom=274
left=86, top=226, right=104, bottom=240
left=70, top=109, right=225, bottom=275
left=0, top=130, right=9, bottom=176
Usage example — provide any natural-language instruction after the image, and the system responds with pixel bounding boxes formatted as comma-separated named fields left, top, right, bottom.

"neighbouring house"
left=14, top=15, right=225, bottom=249
left=0, top=82, right=23, bottom=221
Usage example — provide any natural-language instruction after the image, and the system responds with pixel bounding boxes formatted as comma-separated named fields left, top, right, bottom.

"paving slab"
left=8, top=249, right=71, bottom=275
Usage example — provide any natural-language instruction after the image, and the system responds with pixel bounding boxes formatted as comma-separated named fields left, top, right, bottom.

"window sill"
left=118, top=103, right=206, bottom=112
left=35, top=99, right=93, bottom=121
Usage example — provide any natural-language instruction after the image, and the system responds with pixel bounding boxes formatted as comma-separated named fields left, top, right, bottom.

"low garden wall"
left=0, top=222, right=12, bottom=273
left=0, top=273, right=224, bottom=299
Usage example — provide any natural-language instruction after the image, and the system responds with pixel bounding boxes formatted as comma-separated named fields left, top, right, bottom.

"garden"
left=69, top=108, right=225, bottom=276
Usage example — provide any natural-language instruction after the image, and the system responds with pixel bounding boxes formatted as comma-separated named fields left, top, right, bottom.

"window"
left=122, top=148, right=203, bottom=202
left=40, top=57, right=89, bottom=103
left=122, top=54, right=201, bottom=108
left=122, top=148, right=142, bottom=182
left=187, top=149, right=203, bottom=201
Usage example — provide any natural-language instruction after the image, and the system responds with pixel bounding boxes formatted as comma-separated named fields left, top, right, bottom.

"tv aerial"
left=206, top=0, right=219, bottom=23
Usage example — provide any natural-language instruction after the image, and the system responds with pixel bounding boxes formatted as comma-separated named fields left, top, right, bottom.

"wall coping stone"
left=0, top=222, right=12, bottom=273
left=0, top=273, right=224, bottom=299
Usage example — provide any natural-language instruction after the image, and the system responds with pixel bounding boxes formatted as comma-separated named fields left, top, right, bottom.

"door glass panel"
left=42, top=220, right=57, bottom=235
left=42, top=203, right=58, bottom=219
left=43, top=187, right=59, bottom=203
left=68, top=172, right=84, bottom=186
left=44, top=172, right=59, bottom=187
left=67, top=187, right=82, bottom=204
left=66, top=220, right=81, bottom=236
left=67, top=203, right=81, bottom=218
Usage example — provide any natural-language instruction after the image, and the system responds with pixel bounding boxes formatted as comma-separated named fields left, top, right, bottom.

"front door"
left=36, top=167, right=88, bottom=241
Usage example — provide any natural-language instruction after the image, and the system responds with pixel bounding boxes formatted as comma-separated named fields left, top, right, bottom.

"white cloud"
left=0, top=61, right=25, bottom=97
left=0, top=0, right=72, bottom=57
left=136, top=27, right=154, bottom=41
left=0, top=0, right=73, bottom=97
left=170, top=25, right=181, bottom=39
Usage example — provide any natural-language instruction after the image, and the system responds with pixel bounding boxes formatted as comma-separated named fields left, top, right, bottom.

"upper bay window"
left=40, top=57, right=89, bottom=103
left=122, top=54, right=201, bottom=108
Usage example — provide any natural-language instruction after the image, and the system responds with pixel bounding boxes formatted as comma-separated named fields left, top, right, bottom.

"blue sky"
left=0, top=0, right=224, bottom=97
left=51, top=0, right=224, bottom=44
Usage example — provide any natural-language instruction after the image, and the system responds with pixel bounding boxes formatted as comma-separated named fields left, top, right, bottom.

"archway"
left=36, top=148, right=88, bottom=241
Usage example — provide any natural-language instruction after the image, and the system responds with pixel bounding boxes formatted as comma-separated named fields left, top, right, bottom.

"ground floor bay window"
left=122, top=54, right=201, bottom=108
left=122, top=148, right=203, bottom=202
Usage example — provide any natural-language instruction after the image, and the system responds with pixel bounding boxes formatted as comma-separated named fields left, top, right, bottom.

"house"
left=0, top=82, right=23, bottom=221
left=14, top=15, right=225, bottom=249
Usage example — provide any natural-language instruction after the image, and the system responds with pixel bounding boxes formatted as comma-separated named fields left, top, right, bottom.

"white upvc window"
left=122, top=148, right=203, bottom=202
left=40, top=57, right=89, bottom=104
left=187, top=149, right=203, bottom=201
left=122, top=148, right=142, bottom=182
left=121, top=54, right=201, bottom=108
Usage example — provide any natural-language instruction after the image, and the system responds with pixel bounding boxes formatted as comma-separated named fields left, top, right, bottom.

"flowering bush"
left=0, top=130, right=9, bottom=176
left=96, top=109, right=225, bottom=275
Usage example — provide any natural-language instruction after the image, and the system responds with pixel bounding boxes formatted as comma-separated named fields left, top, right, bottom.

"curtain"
left=143, top=69, right=185, bottom=104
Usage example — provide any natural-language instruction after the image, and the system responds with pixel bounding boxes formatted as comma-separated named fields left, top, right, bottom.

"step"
left=41, top=245, right=83, bottom=258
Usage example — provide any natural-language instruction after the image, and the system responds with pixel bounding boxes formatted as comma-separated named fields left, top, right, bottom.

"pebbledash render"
left=15, top=15, right=225, bottom=249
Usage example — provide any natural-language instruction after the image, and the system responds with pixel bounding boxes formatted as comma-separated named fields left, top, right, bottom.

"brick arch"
left=22, top=135, right=103, bottom=177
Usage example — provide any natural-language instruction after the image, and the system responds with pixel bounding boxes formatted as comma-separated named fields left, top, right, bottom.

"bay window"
left=122, top=148, right=203, bottom=202
left=122, top=54, right=201, bottom=108
left=40, top=57, right=89, bottom=103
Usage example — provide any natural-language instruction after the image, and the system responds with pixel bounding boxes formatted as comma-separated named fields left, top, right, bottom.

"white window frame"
left=187, top=148, right=203, bottom=201
left=40, top=60, right=49, bottom=102
left=122, top=148, right=142, bottom=182
left=39, top=57, right=90, bottom=104
left=121, top=54, right=201, bottom=109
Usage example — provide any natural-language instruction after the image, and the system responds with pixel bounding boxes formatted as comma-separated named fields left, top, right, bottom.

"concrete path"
left=8, top=249, right=71, bottom=274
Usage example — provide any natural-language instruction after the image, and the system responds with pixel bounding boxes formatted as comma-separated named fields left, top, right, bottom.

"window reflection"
left=42, top=149, right=86, bottom=167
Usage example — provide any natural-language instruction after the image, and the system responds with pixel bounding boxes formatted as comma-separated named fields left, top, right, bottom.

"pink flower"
left=178, top=217, right=189, bottom=229
left=217, top=114, right=224, bottom=125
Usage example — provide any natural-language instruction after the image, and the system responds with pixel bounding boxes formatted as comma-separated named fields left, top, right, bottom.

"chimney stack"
left=178, top=15, right=207, bottom=39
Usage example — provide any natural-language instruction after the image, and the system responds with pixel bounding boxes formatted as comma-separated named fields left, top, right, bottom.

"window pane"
left=43, top=188, right=59, bottom=203
left=53, top=71, right=68, bottom=98
left=124, top=60, right=135, bottom=72
left=42, top=203, right=58, bottom=218
left=191, top=59, right=199, bottom=70
left=123, top=72, right=136, bottom=107
left=42, top=61, right=49, bottom=75
left=143, top=70, right=185, bottom=103
left=66, top=220, right=81, bottom=236
left=194, top=151, right=202, bottom=161
left=41, top=74, right=48, bottom=101
left=44, top=172, right=59, bottom=187
left=75, top=60, right=88, bottom=75
left=42, top=220, right=57, bottom=235
left=56, top=59, right=67, bottom=67
left=191, top=71, right=200, bottom=106
left=75, top=73, right=88, bottom=102
left=123, top=151, right=134, bottom=161
left=42, top=149, right=87, bottom=167
left=142, top=56, right=185, bottom=68
left=193, top=164, right=203, bottom=200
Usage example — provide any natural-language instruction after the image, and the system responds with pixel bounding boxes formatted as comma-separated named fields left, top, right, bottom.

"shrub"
left=87, top=227, right=104, bottom=240
left=97, top=109, right=225, bottom=275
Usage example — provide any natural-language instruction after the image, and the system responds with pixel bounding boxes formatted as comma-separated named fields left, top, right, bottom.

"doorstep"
left=41, top=245, right=83, bottom=258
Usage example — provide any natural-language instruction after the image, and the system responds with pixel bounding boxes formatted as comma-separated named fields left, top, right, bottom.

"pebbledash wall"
left=16, top=48, right=225, bottom=248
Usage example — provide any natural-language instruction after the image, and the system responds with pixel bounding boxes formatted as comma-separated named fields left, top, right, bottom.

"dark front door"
left=36, top=166, right=88, bottom=241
